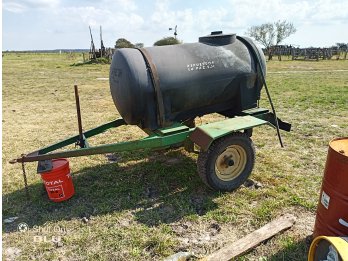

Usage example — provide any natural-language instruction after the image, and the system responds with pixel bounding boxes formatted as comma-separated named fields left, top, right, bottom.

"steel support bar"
left=14, top=130, right=191, bottom=163
left=10, top=121, right=191, bottom=163
left=38, top=118, right=126, bottom=154
left=252, top=113, right=291, bottom=132
left=74, top=85, right=85, bottom=148
left=10, top=119, right=127, bottom=163
left=241, top=109, right=291, bottom=132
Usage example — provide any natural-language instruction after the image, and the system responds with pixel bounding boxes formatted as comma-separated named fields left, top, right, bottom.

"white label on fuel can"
left=47, top=185, right=65, bottom=199
left=321, top=190, right=330, bottom=209
left=339, top=218, right=348, bottom=228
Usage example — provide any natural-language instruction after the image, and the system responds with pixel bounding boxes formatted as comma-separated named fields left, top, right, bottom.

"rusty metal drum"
left=313, top=137, right=348, bottom=238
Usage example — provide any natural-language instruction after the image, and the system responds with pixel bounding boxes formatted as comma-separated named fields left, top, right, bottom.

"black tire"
left=197, top=132, right=255, bottom=191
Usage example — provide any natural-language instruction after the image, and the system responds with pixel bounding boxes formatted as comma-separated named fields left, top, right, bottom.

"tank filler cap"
left=199, top=31, right=236, bottom=46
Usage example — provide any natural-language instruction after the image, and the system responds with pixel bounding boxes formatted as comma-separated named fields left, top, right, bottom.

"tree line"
left=114, top=20, right=295, bottom=53
left=115, top=37, right=181, bottom=49
left=114, top=20, right=346, bottom=61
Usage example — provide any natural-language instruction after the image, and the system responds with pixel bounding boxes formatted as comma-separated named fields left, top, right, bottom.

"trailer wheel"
left=197, top=132, right=255, bottom=191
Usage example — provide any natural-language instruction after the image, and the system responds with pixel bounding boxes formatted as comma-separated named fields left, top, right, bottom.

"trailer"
left=10, top=32, right=291, bottom=195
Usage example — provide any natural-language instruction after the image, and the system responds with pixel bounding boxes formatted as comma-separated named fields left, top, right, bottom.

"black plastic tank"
left=109, top=32, right=266, bottom=130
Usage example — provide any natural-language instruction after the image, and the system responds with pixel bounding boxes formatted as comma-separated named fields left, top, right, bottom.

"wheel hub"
left=215, top=145, right=247, bottom=181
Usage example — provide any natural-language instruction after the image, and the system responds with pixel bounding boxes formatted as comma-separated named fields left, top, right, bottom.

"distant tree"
left=134, top=43, right=144, bottom=48
left=336, top=43, right=348, bottom=50
left=153, top=37, right=181, bottom=46
left=336, top=43, right=348, bottom=59
left=115, top=38, right=135, bottom=48
left=246, top=20, right=296, bottom=60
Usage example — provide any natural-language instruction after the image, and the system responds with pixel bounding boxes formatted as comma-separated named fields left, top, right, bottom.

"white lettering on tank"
left=186, top=60, right=215, bottom=72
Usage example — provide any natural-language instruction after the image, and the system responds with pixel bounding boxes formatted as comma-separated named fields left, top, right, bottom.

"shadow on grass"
left=268, top=237, right=309, bottom=261
left=3, top=150, right=219, bottom=232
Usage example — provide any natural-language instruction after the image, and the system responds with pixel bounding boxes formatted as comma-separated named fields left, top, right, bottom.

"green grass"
left=2, top=53, right=348, bottom=260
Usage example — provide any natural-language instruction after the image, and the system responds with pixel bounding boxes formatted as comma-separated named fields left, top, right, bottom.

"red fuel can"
left=40, top=159, right=75, bottom=202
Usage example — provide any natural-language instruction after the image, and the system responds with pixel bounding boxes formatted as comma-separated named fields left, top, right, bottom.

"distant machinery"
left=89, top=26, right=97, bottom=60
left=89, top=26, right=114, bottom=61
left=100, top=26, right=106, bottom=58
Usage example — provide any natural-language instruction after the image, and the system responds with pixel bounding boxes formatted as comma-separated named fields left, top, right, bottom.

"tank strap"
left=237, top=36, right=265, bottom=102
left=237, top=36, right=284, bottom=148
left=137, top=48, right=166, bottom=127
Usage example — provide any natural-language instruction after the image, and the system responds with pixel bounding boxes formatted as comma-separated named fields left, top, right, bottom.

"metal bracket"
left=241, top=108, right=291, bottom=132
left=37, top=160, right=53, bottom=173
left=189, top=115, right=268, bottom=151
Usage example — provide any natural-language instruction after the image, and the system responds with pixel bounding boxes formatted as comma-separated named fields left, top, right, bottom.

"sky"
left=2, top=0, right=348, bottom=50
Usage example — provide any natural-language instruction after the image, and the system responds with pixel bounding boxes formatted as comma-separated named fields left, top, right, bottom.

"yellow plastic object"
left=308, top=236, right=348, bottom=261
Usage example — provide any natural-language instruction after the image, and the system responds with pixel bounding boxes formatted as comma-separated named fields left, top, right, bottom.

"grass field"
left=2, top=52, right=348, bottom=260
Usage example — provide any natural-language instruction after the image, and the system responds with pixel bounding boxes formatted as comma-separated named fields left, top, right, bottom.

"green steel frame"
left=10, top=119, right=193, bottom=163
left=10, top=108, right=290, bottom=165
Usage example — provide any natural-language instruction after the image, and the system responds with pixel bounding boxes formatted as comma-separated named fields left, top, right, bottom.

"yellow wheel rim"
left=215, top=145, right=247, bottom=181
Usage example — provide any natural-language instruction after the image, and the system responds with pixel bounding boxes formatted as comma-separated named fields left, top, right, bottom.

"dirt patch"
left=169, top=207, right=315, bottom=259
left=4, top=247, right=22, bottom=261
left=242, top=207, right=316, bottom=260
left=170, top=220, right=239, bottom=257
